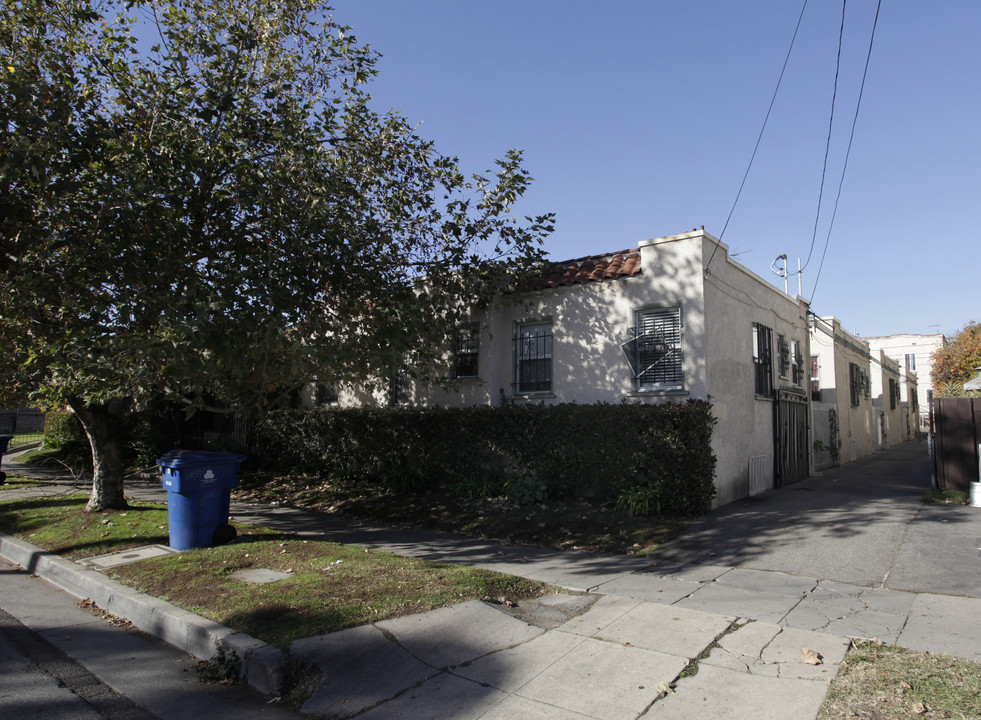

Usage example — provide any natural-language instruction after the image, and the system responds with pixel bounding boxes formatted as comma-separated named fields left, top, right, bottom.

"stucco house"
left=864, top=333, right=945, bottom=429
left=809, top=317, right=874, bottom=469
left=336, top=229, right=813, bottom=507
left=808, top=318, right=920, bottom=470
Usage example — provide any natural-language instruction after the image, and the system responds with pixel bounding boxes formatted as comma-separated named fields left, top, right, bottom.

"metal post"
left=927, top=389, right=936, bottom=489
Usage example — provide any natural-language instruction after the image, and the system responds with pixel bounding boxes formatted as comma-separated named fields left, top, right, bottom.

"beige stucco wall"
left=336, top=229, right=813, bottom=508
left=809, top=317, right=875, bottom=464
left=699, top=234, right=811, bottom=505
left=865, top=334, right=945, bottom=429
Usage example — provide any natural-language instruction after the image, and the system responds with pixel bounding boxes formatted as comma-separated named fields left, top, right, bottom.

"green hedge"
left=251, top=401, right=717, bottom=516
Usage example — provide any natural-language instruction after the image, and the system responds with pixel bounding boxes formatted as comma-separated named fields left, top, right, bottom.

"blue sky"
left=332, top=1, right=979, bottom=339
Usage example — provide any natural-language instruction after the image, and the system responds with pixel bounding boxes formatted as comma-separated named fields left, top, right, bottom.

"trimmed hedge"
left=252, top=401, right=717, bottom=516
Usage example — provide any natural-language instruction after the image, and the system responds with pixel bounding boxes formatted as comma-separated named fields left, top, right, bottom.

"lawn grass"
left=921, top=488, right=970, bottom=505
left=818, top=640, right=981, bottom=720
left=0, top=494, right=554, bottom=649
left=235, top=472, right=688, bottom=556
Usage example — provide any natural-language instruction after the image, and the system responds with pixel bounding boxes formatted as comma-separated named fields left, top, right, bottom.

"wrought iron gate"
left=775, top=389, right=809, bottom=486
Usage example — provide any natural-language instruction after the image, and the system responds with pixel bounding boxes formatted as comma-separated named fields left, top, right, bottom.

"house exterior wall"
left=809, top=317, right=876, bottom=466
left=864, top=334, right=946, bottom=430
left=871, top=351, right=903, bottom=450
left=336, top=229, right=811, bottom=508
left=699, top=235, right=811, bottom=505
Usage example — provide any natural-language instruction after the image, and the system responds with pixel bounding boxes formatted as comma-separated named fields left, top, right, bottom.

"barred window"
left=778, top=333, right=790, bottom=379
left=453, top=323, right=480, bottom=378
left=792, top=340, right=804, bottom=386
left=622, top=306, right=683, bottom=391
left=753, top=323, right=774, bottom=398
left=514, top=322, right=552, bottom=393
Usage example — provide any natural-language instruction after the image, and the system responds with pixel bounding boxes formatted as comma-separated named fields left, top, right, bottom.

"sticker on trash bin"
left=204, top=469, right=215, bottom=481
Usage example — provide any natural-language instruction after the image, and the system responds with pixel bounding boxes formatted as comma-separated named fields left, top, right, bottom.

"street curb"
left=0, top=531, right=286, bottom=696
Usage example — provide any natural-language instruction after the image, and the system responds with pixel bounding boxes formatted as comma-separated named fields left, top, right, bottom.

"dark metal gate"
left=775, top=389, right=809, bottom=486
left=934, top=397, right=980, bottom=491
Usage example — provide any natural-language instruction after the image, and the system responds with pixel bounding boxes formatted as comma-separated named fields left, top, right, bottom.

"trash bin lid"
left=157, top=450, right=247, bottom=468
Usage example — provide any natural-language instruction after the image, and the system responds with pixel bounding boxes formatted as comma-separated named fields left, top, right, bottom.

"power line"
left=705, top=0, right=809, bottom=275
left=801, top=0, right=848, bottom=273
left=809, top=0, right=882, bottom=303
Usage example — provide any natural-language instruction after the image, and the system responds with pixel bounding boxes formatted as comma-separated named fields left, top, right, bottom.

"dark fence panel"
left=0, top=408, right=46, bottom=449
left=934, top=398, right=980, bottom=491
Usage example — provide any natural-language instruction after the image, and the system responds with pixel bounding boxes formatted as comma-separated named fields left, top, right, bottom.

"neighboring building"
left=869, top=351, right=905, bottom=450
left=338, top=229, right=813, bottom=507
left=809, top=317, right=875, bottom=469
left=864, top=333, right=946, bottom=429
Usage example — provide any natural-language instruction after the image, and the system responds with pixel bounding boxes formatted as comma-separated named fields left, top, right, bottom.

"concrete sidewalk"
left=3, top=443, right=981, bottom=720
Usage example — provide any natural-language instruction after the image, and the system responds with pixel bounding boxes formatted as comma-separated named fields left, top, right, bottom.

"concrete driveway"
left=651, top=439, right=981, bottom=598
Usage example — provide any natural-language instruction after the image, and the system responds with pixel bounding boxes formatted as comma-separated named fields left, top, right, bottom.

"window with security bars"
left=753, top=323, right=774, bottom=398
left=622, top=306, right=683, bottom=391
left=889, top=378, right=898, bottom=410
left=514, top=322, right=552, bottom=393
left=453, top=323, right=480, bottom=378
left=792, top=340, right=804, bottom=385
left=810, top=356, right=821, bottom=401
left=777, top=333, right=790, bottom=379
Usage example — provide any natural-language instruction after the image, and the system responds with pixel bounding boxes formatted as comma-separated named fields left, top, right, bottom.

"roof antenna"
left=770, top=254, right=789, bottom=294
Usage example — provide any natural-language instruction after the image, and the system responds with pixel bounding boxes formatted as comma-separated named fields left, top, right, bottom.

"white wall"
left=339, top=229, right=812, bottom=508
left=865, top=334, right=945, bottom=429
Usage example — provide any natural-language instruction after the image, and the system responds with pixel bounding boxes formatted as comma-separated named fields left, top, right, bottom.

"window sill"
left=513, top=391, right=556, bottom=400
left=627, top=389, right=689, bottom=398
left=755, top=394, right=775, bottom=402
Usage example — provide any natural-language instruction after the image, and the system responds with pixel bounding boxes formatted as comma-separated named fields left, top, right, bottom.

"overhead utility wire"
left=809, top=0, right=882, bottom=303
left=801, top=0, right=848, bottom=272
left=705, top=0, right=809, bottom=275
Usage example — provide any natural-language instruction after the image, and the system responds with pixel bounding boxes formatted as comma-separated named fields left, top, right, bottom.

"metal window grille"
left=627, top=307, right=683, bottom=390
left=791, top=340, right=804, bottom=386
left=810, top=356, right=821, bottom=401
left=454, top=323, right=480, bottom=378
left=777, top=334, right=790, bottom=378
left=753, top=323, right=774, bottom=398
left=849, top=362, right=861, bottom=407
left=889, top=378, right=897, bottom=410
left=514, top=323, right=552, bottom=393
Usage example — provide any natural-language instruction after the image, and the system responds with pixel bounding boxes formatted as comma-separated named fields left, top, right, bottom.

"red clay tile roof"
left=525, top=249, right=642, bottom=291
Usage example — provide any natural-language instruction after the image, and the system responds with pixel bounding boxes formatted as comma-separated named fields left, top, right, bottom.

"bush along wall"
left=251, top=400, right=717, bottom=517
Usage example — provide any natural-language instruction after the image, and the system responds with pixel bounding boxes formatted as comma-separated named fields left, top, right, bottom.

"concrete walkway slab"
left=591, top=603, right=735, bottom=660
left=676, top=582, right=802, bottom=623
left=782, top=581, right=916, bottom=642
left=652, top=663, right=832, bottom=720
left=357, top=673, right=507, bottom=720
left=899, top=593, right=981, bottom=662
left=291, top=623, right=436, bottom=718
left=453, top=629, right=587, bottom=693
left=513, top=636, right=689, bottom=720
left=376, top=600, right=544, bottom=669
left=703, top=621, right=850, bottom=682
left=593, top=571, right=702, bottom=604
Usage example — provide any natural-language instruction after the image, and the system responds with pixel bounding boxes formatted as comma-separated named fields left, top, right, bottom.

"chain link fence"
left=0, top=408, right=47, bottom=450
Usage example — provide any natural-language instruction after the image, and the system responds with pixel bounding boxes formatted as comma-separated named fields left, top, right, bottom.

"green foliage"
left=43, top=411, right=87, bottom=450
left=932, top=322, right=981, bottom=397
left=251, top=401, right=717, bottom=516
left=0, top=0, right=552, bottom=508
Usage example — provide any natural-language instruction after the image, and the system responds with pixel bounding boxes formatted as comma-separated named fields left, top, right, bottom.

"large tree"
left=932, top=321, right=981, bottom=397
left=0, top=0, right=553, bottom=510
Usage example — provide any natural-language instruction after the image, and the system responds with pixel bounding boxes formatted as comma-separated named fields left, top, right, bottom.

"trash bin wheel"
left=213, top=524, right=237, bottom=546
left=0, top=471, right=5, bottom=485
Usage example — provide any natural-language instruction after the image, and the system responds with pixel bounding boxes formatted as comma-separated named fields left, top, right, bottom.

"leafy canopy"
left=932, top=322, right=981, bottom=397
left=0, top=0, right=554, bottom=414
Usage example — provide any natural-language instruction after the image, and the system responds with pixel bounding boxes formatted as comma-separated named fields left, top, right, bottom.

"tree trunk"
left=67, top=397, right=129, bottom=511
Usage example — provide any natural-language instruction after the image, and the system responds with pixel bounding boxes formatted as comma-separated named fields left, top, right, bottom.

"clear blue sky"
left=333, top=1, right=979, bottom=339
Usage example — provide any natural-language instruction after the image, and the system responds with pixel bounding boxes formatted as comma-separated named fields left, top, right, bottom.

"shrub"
left=251, top=401, right=717, bottom=517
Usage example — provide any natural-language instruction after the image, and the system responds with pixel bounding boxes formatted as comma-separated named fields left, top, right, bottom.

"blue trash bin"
left=0, top=434, right=12, bottom=484
left=158, top=450, right=247, bottom=551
